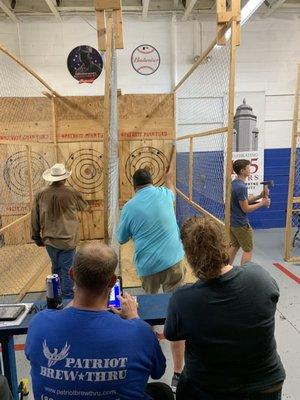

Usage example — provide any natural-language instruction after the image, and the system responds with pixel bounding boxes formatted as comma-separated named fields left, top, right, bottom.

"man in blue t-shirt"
left=25, top=242, right=173, bottom=400
left=229, top=159, right=270, bottom=266
left=117, top=168, right=185, bottom=390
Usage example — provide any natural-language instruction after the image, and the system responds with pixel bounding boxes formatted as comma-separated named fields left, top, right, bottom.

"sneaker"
left=171, top=372, right=181, bottom=392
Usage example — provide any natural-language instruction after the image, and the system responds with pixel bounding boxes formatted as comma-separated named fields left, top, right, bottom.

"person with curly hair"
left=164, top=216, right=285, bottom=400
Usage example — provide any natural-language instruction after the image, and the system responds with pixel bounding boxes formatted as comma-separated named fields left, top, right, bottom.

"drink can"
left=46, top=274, right=62, bottom=309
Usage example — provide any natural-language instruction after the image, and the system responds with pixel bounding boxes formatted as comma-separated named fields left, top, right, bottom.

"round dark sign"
left=67, top=45, right=103, bottom=84
left=131, top=45, right=160, bottom=75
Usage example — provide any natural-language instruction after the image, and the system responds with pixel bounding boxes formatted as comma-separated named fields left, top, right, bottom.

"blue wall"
left=176, top=148, right=291, bottom=229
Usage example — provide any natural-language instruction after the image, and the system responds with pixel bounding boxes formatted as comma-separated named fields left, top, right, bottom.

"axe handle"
left=166, top=143, right=176, bottom=173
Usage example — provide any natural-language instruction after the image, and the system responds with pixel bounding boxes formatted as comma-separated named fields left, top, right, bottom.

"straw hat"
left=42, top=163, right=72, bottom=182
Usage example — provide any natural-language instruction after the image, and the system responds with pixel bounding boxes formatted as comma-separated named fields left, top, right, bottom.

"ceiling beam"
left=182, top=0, right=197, bottom=21
left=264, top=0, right=287, bottom=17
left=142, top=0, right=150, bottom=20
left=0, top=0, right=18, bottom=23
left=44, top=0, right=62, bottom=21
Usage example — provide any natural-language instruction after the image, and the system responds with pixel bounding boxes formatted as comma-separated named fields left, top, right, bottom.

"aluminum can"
left=46, top=274, right=62, bottom=309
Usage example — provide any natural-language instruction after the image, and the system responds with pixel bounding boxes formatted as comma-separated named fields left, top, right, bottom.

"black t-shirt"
left=164, top=262, right=285, bottom=394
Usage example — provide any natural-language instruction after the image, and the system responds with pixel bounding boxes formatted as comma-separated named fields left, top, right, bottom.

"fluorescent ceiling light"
left=241, top=0, right=265, bottom=25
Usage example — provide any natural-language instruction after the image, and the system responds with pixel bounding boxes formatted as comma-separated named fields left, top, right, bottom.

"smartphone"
left=108, top=276, right=122, bottom=309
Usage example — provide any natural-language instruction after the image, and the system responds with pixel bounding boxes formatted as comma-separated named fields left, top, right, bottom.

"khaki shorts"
left=230, top=224, right=253, bottom=252
left=141, top=261, right=186, bottom=294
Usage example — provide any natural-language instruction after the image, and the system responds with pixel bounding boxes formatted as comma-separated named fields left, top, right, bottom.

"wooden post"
left=102, top=18, right=114, bottom=244
left=232, top=0, right=241, bottom=46
left=217, top=0, right=227, bottom=45
left=112, top=9, right=124, bottom=49
left=52, top=97, right=58, bottom=162
left=95, top=9, right=107, bottom=51
left=166, top=142, right=176, bottom=172
left=284, top=64, right=300, bottom=261
left=189, top=138, right=193, bottom=201
left=224, top=20, right=238, bottom=237
left=94, top=0, right=123, bottom=51
left=26, top=145, right=34, bottom=207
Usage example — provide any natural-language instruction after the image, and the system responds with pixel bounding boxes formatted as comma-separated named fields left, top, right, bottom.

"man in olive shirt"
left=31, top=164, right=88, bottom=298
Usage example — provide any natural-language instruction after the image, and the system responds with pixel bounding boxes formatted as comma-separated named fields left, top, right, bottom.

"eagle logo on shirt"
left=43, top=340, right=70, bottom=367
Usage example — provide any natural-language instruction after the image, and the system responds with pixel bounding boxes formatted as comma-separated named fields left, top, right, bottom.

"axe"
left=260, top=180, right=274, bottom=207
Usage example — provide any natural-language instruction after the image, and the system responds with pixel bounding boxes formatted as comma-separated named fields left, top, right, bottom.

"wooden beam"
left=94, top=0, right=121, bottom=11
left=0, top=0, right=18, bottom=23
left=102, top=18, right=114, bottom=243
left=232, top=0, right=241, bottom=46
left=26, top=145, right=34, bottom=207
left=188, top=138, right=193, bottom=200
left=52, top=97, right=58, bottom=162
left=113, top=9, right=124, bottom=49
left=176, top=188, right=225, bottom=226
left=217, top=0, right=226, bottom=45
left=0, top=213, right=31, bottom=236
left=182, top=0, right=197, bottom=21
left=95, top=10, right=107, bottom=51
left=284, top=65, right=300, bottom=261
left=224, top=20, right=238, bottom=236
left=0, top=43, right=60, bottom=97
left=42, top=91, right=54, bottom=99
left=142, top=0, right=150, bottom=20
left=176, top=127, right=228, bottom=141
left=44, top=0, right=62, bottom=21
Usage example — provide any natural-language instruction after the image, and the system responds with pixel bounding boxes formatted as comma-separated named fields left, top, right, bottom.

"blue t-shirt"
left=117, top=186, right=184, bottom=277
left=25, top=308, right=166, bottom=400
left=231, top=179, right=249, bottom=227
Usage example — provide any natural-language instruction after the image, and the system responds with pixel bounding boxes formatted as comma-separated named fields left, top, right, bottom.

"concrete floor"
left=9, top=228, right=300, bottom=399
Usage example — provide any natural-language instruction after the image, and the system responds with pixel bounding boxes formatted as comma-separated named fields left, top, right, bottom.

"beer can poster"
left=67, top=45, right=103, bottom=84
left=131, top=45, right=160, bottom=75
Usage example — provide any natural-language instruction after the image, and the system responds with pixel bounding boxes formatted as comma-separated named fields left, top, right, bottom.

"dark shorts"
left=141, top=261, right=186, bottom=294
left=230, top=224, right=254, bottom=252
left=177, top=377, right=283, bottom=400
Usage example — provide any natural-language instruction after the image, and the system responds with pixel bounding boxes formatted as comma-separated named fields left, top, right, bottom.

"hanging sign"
left=131, top=45, right=160, bottom=75
left=67, top=45, right=103, bottom=84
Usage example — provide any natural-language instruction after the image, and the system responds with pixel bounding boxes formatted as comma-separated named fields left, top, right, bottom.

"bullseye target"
left=3, top=151, right=50, bottom=197
left=3, top=150, right=50, bottom=197
left=66, top=149, right=103, bottom=194
left=125, top=146, right=168, bottom=186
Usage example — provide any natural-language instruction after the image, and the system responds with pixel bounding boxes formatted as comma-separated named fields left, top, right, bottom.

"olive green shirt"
left=31, top=184, right=88, bottom=250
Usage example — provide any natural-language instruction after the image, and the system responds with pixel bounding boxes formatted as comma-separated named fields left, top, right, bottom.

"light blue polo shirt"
left=117, top=186, right=184, bottom=277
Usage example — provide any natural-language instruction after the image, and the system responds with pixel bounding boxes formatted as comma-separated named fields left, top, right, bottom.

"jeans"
left=45, top=245, right=75, bottom=299
left=145, top=382, right=174, bottom=400
left=177, top=379, right=282, bottom=400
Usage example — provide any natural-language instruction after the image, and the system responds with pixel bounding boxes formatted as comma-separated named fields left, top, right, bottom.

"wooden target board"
left=119, top=140, right=174, bottom=200
left=118, top=94, right=175, bottom=202
left=58, top=142, right=104, bottom=240
left=0, top=143, right=56, bottom=216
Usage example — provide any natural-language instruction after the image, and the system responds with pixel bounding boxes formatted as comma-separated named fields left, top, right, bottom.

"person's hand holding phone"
left=111, top=292, right=138, bottom=320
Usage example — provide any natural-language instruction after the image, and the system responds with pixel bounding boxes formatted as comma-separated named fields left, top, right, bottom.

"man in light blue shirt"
left=117, top=168, right=185, bottom=391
